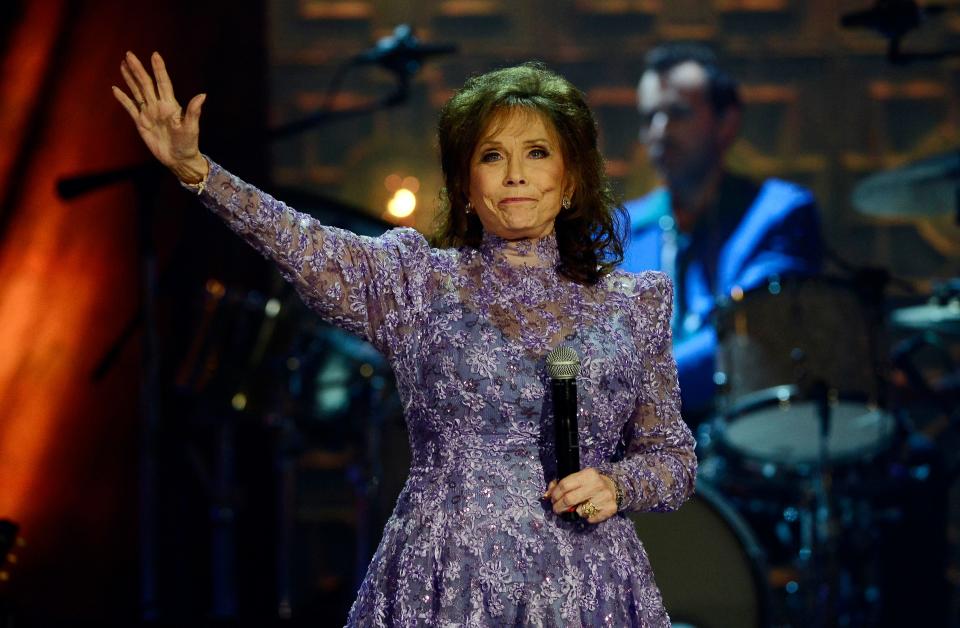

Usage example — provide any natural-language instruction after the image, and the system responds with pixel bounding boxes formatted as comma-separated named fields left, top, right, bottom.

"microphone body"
left=546, top=346, right=581, bottom=522
left=551, top=377, right=580, bottom=480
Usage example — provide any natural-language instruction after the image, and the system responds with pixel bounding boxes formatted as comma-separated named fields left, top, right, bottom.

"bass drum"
left=630, top=483, right=769, bottom=628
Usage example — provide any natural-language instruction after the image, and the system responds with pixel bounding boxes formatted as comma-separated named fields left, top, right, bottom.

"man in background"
left=621, top=42, right=823, bottom=424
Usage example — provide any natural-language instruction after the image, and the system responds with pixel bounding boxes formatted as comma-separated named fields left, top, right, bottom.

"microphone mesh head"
left=546, top=345, right=580, bottom=379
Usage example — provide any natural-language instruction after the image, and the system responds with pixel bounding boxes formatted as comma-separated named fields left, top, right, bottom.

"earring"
left=561, top=196, right=571, bottom=210
left=464, top=201, right=472, bottom=214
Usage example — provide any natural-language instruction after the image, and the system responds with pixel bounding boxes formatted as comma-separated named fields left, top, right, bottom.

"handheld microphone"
left=352, top=24, right=457, bottom=76
left=546, top=345, right=581, bottom=522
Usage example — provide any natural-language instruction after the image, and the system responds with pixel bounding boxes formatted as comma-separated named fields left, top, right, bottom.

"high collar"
left=479, top=230, right=560, bottom=269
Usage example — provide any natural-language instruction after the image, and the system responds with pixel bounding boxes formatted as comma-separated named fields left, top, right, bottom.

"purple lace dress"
left=196, top=160, right=697, bottom=627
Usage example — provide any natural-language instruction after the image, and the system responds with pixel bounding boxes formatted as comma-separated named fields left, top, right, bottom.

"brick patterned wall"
left=268, top=0, right=960, bottom=281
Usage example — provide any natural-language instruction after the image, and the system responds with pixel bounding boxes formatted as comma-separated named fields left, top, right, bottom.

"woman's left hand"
left=544, top=467, right=618, bottom=524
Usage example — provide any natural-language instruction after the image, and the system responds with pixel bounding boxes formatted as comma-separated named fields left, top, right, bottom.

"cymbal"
left=852, top=151, right=960, bottom=217
left=890, top=302, right=960, bottom=334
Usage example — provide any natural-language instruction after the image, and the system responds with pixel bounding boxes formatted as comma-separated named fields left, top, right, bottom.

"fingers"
left=151, top=52, right=176, bottom=102
left=543, top=479, right=558, bottom=499
left=183, top=92, right=206, bottom=128
left=548, top=475, right=584, bottom=513
left=124, top=51, right=158, bottom=105
left=546, top=468, right=616, bottom=522
left=120, top=60, right=145, bottom=108
left=554, top=486, right=591, bottom=512
left=576, top=499, right=614, bottom=524
left=111, top=85, right=141, bottom=121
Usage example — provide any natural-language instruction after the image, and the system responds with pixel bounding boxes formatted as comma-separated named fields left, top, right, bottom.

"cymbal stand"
left=789, top=342, right=838, bottom=626
left=811, top=380, right=836, bottom=627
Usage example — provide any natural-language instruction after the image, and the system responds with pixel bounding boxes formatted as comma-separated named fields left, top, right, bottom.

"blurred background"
left=0, top=0, right=958, bottom=625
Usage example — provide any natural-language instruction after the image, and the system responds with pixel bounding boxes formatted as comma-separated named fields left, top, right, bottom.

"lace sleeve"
left=194, top=158, right=433, bottom=357
left=602, top=271, right=697, bottom=512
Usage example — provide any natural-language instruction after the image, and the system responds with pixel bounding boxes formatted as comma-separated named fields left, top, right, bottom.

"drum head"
left=721, top=387, right=896, bottom=467
left=631, top=483, right=768, bottom=628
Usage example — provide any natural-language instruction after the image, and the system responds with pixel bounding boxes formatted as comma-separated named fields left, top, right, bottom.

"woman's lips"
left=498, top=197, right=536, bottom=205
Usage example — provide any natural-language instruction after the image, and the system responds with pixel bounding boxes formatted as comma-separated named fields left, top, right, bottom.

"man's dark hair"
left=644, top=42, right=741, bottom=114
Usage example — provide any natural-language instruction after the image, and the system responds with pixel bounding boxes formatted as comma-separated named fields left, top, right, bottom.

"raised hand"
left=112, top=51, right=208, bottom=184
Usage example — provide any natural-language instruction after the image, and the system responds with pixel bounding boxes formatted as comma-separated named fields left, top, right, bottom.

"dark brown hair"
left=432, top=62, right=626, bottom=285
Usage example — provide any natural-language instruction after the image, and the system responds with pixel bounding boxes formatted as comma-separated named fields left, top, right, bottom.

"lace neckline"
left=478, top=231, right=560, bottom=269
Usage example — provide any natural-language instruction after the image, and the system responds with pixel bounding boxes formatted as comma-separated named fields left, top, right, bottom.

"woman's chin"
left=488, top=221, right=552, bottom=240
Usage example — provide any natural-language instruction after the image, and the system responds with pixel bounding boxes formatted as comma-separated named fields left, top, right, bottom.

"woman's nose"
left=504, top=158, right=526, bottom=186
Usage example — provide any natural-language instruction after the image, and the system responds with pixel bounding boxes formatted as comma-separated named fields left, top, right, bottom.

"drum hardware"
left=710, top=276, right=899, bottom=625
left=172, top=269, right=398, bottom=620
left=890, top=279, right=960, bottom=337
left=713, top=278, right=895, bottom=470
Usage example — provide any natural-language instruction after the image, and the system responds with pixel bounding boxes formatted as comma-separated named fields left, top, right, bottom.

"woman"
left=113, top=51, right=696, bottom=626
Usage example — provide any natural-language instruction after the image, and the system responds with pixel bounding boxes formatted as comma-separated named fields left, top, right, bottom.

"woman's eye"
left=529, top=148, right=548, bottom=158
left=480, top=151, right=501, bottom=163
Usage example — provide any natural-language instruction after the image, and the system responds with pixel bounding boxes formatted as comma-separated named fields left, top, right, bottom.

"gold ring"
left=137, top=100, right=146, bottom=109
left=578, top=500, right=600, bottom=519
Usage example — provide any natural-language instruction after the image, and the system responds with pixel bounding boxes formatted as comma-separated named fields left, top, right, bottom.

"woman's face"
left=467, top=109, right=572, bottom=241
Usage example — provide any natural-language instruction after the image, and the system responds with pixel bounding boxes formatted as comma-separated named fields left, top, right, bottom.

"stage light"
left=387, top=188, right=417, bottom=218
left=231, top=392, right=248, bottom=411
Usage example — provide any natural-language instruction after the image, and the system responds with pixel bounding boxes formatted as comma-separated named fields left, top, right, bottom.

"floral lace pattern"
left=197, top=160, right=697, bottom=627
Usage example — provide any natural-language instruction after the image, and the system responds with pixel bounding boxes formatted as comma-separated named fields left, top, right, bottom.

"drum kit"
left=633, top=152, right=960, bottom=627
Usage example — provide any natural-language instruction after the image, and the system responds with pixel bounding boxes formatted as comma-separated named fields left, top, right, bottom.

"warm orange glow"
left=384, top=173, right=402, bottom=192
left=0, top=0, right=139, bottom=530
left=0, top=0, right=72, bottom=524
left=400, top=176, right=420, bottom=194
left=0, top=1, right=65, bottom=202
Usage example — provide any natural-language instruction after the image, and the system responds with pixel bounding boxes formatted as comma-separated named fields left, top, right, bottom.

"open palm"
left=112, top=51, right=207, bottom=178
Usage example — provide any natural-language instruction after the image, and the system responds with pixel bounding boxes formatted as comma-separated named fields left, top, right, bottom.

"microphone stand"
left=840, top=0, right=960, bottom=64
left=57, top=164, right=165, bottom=620
left=269, top=77, right=409, bottom=139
